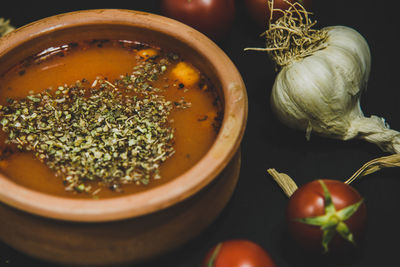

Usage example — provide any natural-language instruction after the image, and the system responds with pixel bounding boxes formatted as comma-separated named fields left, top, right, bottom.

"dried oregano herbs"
left=0, top=51, right=181, bottom=193
left=0, top=18, right=14, bottom=37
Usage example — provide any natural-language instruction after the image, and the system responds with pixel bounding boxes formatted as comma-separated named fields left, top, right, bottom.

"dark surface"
left=1, top=1, right=399, bottom=266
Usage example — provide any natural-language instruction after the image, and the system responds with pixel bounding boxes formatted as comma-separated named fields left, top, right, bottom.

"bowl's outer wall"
left=0, top=152, right=241, bottom=266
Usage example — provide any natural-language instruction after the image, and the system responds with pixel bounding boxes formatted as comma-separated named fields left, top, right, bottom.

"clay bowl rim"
left=0, top=9, right=248, bottom=222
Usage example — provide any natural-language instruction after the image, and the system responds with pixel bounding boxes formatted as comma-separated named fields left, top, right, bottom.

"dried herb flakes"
left=0, top=83, right=175, bottom=193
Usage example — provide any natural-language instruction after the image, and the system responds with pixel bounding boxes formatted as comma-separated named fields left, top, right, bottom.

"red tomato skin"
left=202, top=240, right=276, bottom=267
left=286, top=179, right=367, bottom=254
left=245, top=0, right=312, bottom=28
left=160, top=0, right=235, bottom=41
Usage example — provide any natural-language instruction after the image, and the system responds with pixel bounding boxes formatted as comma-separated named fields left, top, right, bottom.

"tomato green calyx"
left=207, top=243, right=222, bottom=267
left=295, top=180, right=364, bottom=253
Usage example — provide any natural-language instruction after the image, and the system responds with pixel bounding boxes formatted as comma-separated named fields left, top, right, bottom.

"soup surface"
left=0, top=40, right=222, bottom=198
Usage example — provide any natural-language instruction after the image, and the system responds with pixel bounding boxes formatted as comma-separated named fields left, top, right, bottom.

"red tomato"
left=160, top=0, right=235, bottom=41
left=286, top=179, right=367, bottom=254
left=202, top=240, right=276, bottom=267
left=245, top=0, right=312, bottom=28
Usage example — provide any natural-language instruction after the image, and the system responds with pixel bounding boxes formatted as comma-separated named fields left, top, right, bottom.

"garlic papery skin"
left=270, top=25, right=400, bottom=154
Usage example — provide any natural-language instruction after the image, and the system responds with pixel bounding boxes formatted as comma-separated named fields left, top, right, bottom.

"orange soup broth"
left=0, top=41, right=221, bottom=198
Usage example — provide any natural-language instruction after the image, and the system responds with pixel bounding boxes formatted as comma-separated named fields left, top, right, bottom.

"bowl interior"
left=0, top=9, right=247, bottom=222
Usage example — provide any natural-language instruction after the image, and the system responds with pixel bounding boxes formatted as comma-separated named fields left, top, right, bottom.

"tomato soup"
left=0, top=40, right=222, bottom=198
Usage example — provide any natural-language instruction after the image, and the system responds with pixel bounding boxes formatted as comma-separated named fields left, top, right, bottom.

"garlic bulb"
left=271, top=26, right=371, bottom=140
left=247, top=2, right=400, bottom=154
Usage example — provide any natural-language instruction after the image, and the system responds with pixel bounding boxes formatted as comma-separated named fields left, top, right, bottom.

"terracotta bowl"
left=0, top=9, right=247, bottom=266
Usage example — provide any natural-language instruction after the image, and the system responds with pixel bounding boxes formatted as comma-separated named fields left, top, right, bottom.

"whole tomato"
left=160, top=0, right=235, bottom=41
left=245, top=0, right=312, bottom=29
left=286, top=179, right=367, bottom=254
left=202, top=240, right=276, bottom=267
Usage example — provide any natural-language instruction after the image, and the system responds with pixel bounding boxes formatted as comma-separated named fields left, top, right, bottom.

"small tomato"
left=286, top=179, right=367, bottom=254
left=245, top=0, right=312, bottom=28
left=202, top=240, right=276, bottom=267
left=160, top=0, right=235, bottom=41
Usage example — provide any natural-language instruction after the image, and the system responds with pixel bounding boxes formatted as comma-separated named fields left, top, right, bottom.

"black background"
left=1, top=1, right=399, bottom=266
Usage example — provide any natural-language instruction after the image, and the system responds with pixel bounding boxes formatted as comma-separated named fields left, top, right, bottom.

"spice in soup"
left=0, top=40, right=223, bottom=198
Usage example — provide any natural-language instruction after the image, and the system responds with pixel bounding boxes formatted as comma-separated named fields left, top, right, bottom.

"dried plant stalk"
left=267, top=168, right=298, bottom=197
left=345, top=154, right=400, bottom=184
left=244, top=0, right=327, bottom=68
left=268, top=154, right=400, bottom=198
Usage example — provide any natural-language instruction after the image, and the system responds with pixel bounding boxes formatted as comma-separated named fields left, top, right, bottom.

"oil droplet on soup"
left=0, top=40, right=223, bottom=199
